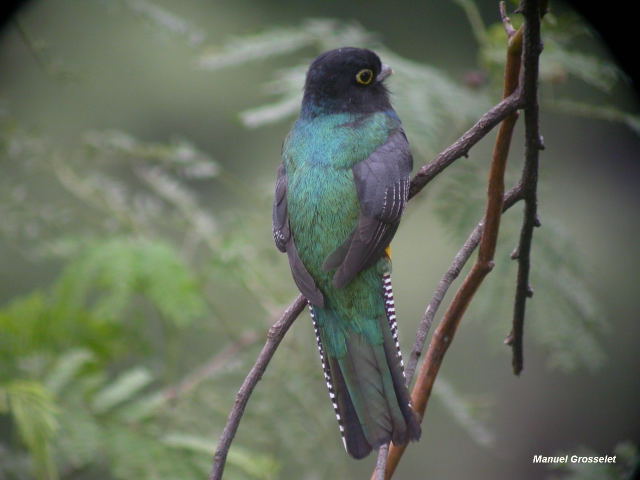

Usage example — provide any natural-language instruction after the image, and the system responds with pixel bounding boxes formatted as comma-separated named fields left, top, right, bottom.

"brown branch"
left=376, top=183, right=525, bottom=477
left=506, top=0, right=545, bottom=375
left=375, top=3, right=532, bottom=478
left=377, top=189, right=525, bottom=480
left=209, top=294, right=307, bottom=480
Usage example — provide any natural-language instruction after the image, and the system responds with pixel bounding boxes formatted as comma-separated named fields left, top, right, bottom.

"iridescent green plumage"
left=285, top=111, right=395, bottom=355
left=273, top=47, right=420, bottom=458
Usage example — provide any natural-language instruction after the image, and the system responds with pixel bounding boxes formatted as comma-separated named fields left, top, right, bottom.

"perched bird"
left=272, top=47, right=421, bottom=459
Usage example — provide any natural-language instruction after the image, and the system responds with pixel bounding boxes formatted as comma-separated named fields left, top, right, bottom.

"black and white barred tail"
left=309, top=304, right=347, bottom=450
left=308, top=273, right=421, bottom=459
left=382, top=273, right=405, bottom=378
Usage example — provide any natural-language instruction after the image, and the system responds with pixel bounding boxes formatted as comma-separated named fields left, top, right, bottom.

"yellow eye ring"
left=355, top=68, right=374, bottom=85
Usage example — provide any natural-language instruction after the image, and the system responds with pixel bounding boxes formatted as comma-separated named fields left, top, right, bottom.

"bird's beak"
left=377, top=63, right=393, bottom=82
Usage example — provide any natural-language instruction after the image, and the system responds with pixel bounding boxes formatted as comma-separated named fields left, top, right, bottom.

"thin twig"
left=507, top=0, right=545, bottom=375
left=13, top=18, right=50, bottom=75
left=500, top=1, right=517, bottom=38
left=209, top=294, right=307, bottom=480
left=404, top=223, right=482, bottom=384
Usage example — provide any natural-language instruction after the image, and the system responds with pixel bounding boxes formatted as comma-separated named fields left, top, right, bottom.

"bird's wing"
left=272, top=163, right=290, bottom=253
left=324, top=128, right=413, bottom=288
left=272, top=163, right=325, bottom=307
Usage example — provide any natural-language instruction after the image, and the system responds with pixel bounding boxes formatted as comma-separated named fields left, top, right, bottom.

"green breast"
left=283, top=111, right=395, bottom=330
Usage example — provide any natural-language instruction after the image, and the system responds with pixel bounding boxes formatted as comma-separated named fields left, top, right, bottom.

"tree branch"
left=506, top=0, right=545, bottom=375
left=209, top=294, right=307, bottom=480
left=375, top=2, right=533, bottom=477
left=374, top=443, right=389, bottom=480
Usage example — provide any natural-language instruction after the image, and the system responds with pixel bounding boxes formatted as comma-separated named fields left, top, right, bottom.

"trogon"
left=272, top=47, right=421, bottom=459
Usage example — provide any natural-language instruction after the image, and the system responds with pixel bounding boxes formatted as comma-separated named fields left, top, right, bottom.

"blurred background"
left=0, top=1, right=638, bottom=479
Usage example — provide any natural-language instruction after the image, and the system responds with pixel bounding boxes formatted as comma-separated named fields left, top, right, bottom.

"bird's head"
left=302, top=47, right=393, bottom=116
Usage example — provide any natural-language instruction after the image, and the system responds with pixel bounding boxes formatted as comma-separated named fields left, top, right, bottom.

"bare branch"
left=209, top=294, right=307, bottom=480
left=376, top=1, right=535, bottom=477
left=500, top=1, right=517, bottom=38
left=378, top=184, right=524, bottom=480
left=508, top=0, right=545, bottom=375
left=404, top=221, right=482, bottom=383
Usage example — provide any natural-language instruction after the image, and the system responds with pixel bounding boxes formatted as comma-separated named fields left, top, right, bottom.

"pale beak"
left=377, top=63, right=393, bottom=82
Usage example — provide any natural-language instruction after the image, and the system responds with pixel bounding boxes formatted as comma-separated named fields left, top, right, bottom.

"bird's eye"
left=355, top=68, right=374, bottom=85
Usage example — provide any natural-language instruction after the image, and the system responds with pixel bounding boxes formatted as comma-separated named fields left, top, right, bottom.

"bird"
left=272, top=47, right=421, bottom=459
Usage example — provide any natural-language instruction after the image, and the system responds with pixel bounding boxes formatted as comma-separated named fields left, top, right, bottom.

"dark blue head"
left=302, top=47, right=393, bottom=117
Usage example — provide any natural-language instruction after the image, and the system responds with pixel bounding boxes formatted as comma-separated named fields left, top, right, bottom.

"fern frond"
left=481, top=15, right=624, bottom=92
left=84, top=130, right=220, bottom=179
left=53, top=237, right=206, bottom=326
left=197, top=18, right=373, bottom=71
left=44, top=349, right=94, bottom=395
left=2, top=380, right=59, bottom=480
left=123, top=0, right=206, bottom=46
left=91, top=367, right=154, bottom=414
left=548, top=99, right=640, bottom=135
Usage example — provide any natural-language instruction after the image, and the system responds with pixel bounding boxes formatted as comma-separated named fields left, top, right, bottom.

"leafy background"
left=0, top=0, right=639, bottom=479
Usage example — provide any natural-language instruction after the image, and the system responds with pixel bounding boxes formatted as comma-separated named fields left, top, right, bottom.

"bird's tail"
left=309, top=273, right=421, bottom=459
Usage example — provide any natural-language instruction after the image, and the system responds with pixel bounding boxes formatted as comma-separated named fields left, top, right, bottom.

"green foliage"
left=0, top=381, right=59, bottom=480
left=0, top=115, right=283, bottom=479
left=55, top=237, right=206, bottom=327
left=84, top=130, right=219, bottom=180
left=481, top=14, right=623, bottom=91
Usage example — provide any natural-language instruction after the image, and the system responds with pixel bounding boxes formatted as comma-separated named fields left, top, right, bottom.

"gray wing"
left=272, top=163, right=289, bottom=253
left=323, top=128, right=413, bottom=289
left=272, top=163, right=325, bottom=307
